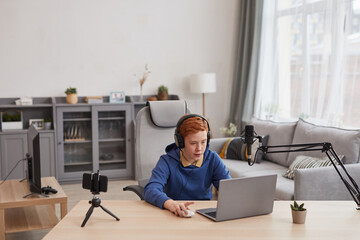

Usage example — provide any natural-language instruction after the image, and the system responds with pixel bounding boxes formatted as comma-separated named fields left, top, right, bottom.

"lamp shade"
left=190, top=73, right=217, bottom=93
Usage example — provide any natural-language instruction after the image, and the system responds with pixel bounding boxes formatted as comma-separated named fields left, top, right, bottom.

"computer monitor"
left=26, top=125, right=42, bottom=195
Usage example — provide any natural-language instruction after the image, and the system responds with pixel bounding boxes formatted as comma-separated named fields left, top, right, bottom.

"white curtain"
left=255, top=0, right=360, bottom=129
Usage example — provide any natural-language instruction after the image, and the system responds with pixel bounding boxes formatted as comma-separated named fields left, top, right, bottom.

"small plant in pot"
left=1, top=111, right=23, bottom=130
left=157, top=85, right=168, bottom=100
left=44, top=117, right=52, bottom=130
left=291, top=201, right=307, bottom=224
left=65, top=86, right=78, bottom=104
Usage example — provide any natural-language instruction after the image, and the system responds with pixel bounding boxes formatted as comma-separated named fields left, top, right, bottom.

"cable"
left=0, top=157, right=27, bottom=186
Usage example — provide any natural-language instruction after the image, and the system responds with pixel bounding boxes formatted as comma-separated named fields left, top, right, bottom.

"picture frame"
left=29, top=119, right=45, bottom=130
left=110, top=91, right=126, bottom=103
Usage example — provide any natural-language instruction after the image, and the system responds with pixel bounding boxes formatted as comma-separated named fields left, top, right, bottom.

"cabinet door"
left=0, top=133, right=27, bottom=180
left=93, top=105, right=133, bottom=178
left=56, top=106, right=93, bottom=180
left=40, top=132, right=56, bottom=177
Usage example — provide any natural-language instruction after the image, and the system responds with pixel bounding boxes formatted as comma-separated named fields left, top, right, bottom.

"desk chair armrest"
left=123, top=185, right=145, bottom=200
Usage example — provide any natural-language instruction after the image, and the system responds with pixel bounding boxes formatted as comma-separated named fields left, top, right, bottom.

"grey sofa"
left=210, top=118, right=360, bottom=201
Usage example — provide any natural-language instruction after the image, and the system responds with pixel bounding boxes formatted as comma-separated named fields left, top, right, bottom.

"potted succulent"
left=44, top=117, right=52, bottom=130
left=157, top=85, right=169, bottom=100
left=291, top=201, right=307, bottom=224
left=65, top=86, right=78, bottom=104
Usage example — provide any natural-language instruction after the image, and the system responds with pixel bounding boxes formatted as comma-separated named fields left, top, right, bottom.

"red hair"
left=178, top=115, right=209, bottom=139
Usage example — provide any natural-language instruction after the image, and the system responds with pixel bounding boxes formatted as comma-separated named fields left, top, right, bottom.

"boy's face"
left=182, top=130, right=207, bottom=163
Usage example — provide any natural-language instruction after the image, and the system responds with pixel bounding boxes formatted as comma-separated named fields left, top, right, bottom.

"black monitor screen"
left=27, top=125, right=42, bottom=194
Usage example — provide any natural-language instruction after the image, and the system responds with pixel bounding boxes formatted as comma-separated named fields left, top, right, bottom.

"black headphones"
left=174, top=114, right=211, bottom=148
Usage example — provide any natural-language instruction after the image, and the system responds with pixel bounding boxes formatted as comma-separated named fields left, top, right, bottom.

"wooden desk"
left=43, top=200, right=360, bottom=240
left=0, top=177, right=67, bottom=240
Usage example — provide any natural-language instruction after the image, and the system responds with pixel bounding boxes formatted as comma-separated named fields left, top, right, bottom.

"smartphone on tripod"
left=82, top=171, right=108, bottom=194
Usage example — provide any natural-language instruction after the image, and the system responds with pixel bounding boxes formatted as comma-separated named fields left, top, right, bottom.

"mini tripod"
left=81, top=195, right=120, bottom=227
left=81, top=171, right=119, bottom=227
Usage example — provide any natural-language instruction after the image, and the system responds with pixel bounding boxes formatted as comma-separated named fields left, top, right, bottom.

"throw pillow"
left=219, top=135, right=269, bottom=163
left=283, top=154, right=344, bottom=180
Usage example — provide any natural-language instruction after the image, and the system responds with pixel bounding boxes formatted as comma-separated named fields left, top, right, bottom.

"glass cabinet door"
left=57, top=104, right=132, bottom=181
left=62, top=111, right=92, bottom=173
left=97, top=111, right=126, bottom=171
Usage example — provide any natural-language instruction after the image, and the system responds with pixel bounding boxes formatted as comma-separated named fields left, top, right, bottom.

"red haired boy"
left=144, top=114, right=231, bottom=217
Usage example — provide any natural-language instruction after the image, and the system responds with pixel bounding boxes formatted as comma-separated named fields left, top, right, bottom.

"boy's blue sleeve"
left=143, top=156, right=171, bottom=209
left=211, top=152, right=231, bottom=190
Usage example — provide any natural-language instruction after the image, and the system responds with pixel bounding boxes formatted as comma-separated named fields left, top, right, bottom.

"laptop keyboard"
left=207, top=211, right=217, bottom=218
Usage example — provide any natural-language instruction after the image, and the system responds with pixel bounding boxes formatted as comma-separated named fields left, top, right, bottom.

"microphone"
left=244, top=125, right=254, bottom=162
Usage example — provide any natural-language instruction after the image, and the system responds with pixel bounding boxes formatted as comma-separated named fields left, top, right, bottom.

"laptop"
left=196, top=174, right=277, bottom=222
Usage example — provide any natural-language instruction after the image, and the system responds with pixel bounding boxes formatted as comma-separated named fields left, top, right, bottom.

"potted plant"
left=1, top=110, right=23, bottom=130
left=157, top=85, right=169, bottom=100
left=220, top=122, right=238, bottom=137
left=291, top=201, right=307, bottom=224
left=44, top=117, right=52, bottom=130
left=65, top=86, right=78, bottom=104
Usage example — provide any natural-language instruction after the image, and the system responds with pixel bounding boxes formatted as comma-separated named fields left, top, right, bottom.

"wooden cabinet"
left=56, top=103, right=133, bottom=181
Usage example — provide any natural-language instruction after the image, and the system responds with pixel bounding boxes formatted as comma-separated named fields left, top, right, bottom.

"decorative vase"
left=139, top=86, right=144, bottom=102
left=66, top=94, right=78, bottom=104
left=292, top=210, right=307, bottom=224
left=157, top=92, right=168, bottom=100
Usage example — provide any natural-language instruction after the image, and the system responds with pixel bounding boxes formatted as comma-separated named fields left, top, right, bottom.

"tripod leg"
left=81, top=206, right=94, bottom=227
left=100, top=205, right=120, bottom=221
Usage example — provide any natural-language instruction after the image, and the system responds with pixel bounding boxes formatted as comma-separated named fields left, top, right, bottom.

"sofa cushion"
left=287, top=118, right=360, bottom=166
left=294, top=163, right=360, bottom=200
left=222, top=159, right=293, bottom=200
left=219, top=135, right=269, bottom=163
left=283, top=154, right=344, bottom=180
left=250, top=118, right=297, bottom=167
left=222, top=159, right=288, bottom=178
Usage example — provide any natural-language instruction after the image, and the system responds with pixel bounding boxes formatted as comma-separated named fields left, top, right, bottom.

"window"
left=255, top=0, right=360, bottom=128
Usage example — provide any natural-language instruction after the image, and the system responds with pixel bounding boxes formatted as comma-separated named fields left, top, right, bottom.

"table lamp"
left=190, top=73, right=217, bottom=117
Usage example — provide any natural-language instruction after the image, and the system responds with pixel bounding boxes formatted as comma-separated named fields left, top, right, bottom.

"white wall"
left=0, top=0, right=240, bottom=137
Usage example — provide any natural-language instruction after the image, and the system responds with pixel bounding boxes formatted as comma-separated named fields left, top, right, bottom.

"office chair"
left=123, top=100, right=189, bottom=199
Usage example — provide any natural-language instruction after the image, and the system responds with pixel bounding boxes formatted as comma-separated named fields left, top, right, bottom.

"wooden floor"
left=5, top=179, right=139, bottom=240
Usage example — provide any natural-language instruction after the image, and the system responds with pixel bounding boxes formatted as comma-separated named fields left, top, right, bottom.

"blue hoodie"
left=143, top=143, right=231, bottom=209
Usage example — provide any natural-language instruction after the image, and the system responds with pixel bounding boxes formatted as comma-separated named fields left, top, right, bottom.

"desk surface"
left=0, top=177, right=67, bottom=240
left=0, top=177, right=67, bottom=208
left=43, top=200, right=360, bottom=240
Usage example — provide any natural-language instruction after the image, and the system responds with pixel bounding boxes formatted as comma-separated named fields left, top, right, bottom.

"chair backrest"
left=135, top=100, right=189, bottom=183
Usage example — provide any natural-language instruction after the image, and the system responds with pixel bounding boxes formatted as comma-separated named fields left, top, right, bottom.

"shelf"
left=54, top=96, right=132, bottom=105
left=5, top=205, right=58, bottom=233
left=64, top=161, right=92, bottom=166
left=0, top=97, right=54, bottom=106
left=63, top=118, right=91, bottom=121
left=64, top=139, right=91, bottom=144
left=129, top=94, right=180, bottom=104
left=0, top=129, right=55, bottom=135
left=98, top=117, right=125, bottom=121
left=99, top=159, right=126, bottom=164
left=98, top=138, right=125, bottom=142
left=0, top=104, right=53, bottom=108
